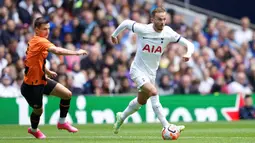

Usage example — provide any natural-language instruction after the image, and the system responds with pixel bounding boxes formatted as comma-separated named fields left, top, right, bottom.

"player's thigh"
left=43, top=78, right=57, bottom=95
left=130, top=67, right=150, bottom=90
left=46, top=79, right=72, bottom=100
left=140, top=82, right=158, bottom=96
left=21, top=83, right=44, bottom=109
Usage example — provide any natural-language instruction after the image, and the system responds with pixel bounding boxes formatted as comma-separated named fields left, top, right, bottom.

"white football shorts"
left=129, top=65, right=156, bottom=91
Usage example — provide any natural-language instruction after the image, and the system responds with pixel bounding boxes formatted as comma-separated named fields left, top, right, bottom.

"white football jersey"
left=131, top=22, right=181, bottom=75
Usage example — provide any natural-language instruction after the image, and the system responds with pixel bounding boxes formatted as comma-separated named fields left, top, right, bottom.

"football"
left=161, top=125, right=180, bottom=140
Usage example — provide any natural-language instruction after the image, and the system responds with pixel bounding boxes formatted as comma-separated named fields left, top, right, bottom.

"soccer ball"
left=161, top=125, right=180, bottom=140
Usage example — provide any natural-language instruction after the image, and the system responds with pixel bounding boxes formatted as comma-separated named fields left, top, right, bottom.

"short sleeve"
left=41, top=39, right=55, bottom=51
left=167, top=27, right=181, bottom=43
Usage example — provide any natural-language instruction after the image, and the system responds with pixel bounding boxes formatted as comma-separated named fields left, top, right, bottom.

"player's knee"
left=137, top=98, right=147, bottom=105
left=139, top=100, right=147, bottom=105
left=33, top=108, right=43, bottom=115
left=64, top=90, right=72, bottom=99
left=150, top=88, right=158, bottom=96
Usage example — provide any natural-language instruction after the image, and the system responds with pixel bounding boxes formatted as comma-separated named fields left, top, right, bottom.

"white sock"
left=31, top=127, right=38, bottom=132
left=59, top=117, right=66, bottom=124
left=121, top=97, right=142, bottom=120
left=150, top=95, right=169, bottom=127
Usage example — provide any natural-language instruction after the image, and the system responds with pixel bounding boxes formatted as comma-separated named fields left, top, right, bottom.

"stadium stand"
left=0, top=0, right=255, bottom=97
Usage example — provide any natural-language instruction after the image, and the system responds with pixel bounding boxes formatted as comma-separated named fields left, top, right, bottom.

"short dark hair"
left=151, top=7, right=166, bottom=17
left=34, top=17, right=49, bottom=29
left=245, top=94, right=252, bottom=99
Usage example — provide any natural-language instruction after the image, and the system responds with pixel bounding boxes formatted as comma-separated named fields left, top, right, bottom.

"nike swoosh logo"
left=168, top=128, right=176, bottom=133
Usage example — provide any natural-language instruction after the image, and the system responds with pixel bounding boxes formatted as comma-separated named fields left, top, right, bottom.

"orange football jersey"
left=23, top=36, right=54, bottom=85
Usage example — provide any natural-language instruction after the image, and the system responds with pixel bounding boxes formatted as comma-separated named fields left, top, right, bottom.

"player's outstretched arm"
left=177, top=37, right=194, bottom=62
left=111, top=19, right=137, bottom=44
left=48, top=46, right=88, bottom=56
left=112, top=19, right=136, bottom=37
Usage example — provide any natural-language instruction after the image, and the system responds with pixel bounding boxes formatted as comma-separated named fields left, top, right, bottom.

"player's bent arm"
left=44, top=67, right=57, bottom=78
left=48, top=46, right=87, bottom=56
left=45, top=67, right=51, bottom=75
left=111, top=19, right=136, bottom=37
left=178, top=37, right=195, bottom=58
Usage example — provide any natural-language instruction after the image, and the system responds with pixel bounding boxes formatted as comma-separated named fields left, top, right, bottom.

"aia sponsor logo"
left=142, top=44, right=162, bottom=54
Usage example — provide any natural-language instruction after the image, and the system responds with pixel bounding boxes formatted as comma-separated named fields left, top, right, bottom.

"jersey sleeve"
left=167, top=27, right=181, bottom=43
left=132, top=22, right=147, bottom=34
left=111, top=19, right=146, bottom=37
left=40, top=39, right=55, bottom=51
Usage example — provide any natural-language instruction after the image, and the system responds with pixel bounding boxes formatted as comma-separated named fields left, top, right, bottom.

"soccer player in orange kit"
left=21, top=17, right=88, bottom=139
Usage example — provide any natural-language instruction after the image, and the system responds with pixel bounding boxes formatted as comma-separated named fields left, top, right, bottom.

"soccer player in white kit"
left=111, top=7, right=194, bottom=134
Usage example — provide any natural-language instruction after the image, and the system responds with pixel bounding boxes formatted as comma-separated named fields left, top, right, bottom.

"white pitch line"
left=0, top=136, right=255, bottom=140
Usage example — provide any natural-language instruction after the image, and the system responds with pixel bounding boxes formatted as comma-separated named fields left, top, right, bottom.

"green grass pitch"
left=0, top=121, right=254, bottom=143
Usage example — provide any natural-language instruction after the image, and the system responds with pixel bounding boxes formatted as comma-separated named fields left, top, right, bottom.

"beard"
left=156, top=23, right=164, bottom=30
left=157, top=25, right=164, bottom=30
left=153, top=23, right=164, bottom=32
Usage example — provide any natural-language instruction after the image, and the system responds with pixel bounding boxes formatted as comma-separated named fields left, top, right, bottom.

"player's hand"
left=182, top=54, right=191, bottom=62
left=47, top=71, right=57, bottom=78
left=111, top=36, right=119, bottom=44
left=76, top=49, right=88, bottom=55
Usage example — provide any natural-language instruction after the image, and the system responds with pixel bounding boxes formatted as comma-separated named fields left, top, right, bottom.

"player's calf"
left=57, top=94, right=78, bottom=133
left=62, top=90, right=72, bottom=100
left=140, top=82, right=158, bottom=97
left=58, top=99, right=71, bottom=125
left=137, top=91, right=150, bottom=105
left=30, top=108, right=43, bottom=132
left=32, top=107, right=43, bottom=115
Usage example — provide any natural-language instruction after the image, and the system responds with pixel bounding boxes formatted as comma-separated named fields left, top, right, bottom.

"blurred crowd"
left=0, top=0, right=255, bottom=97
